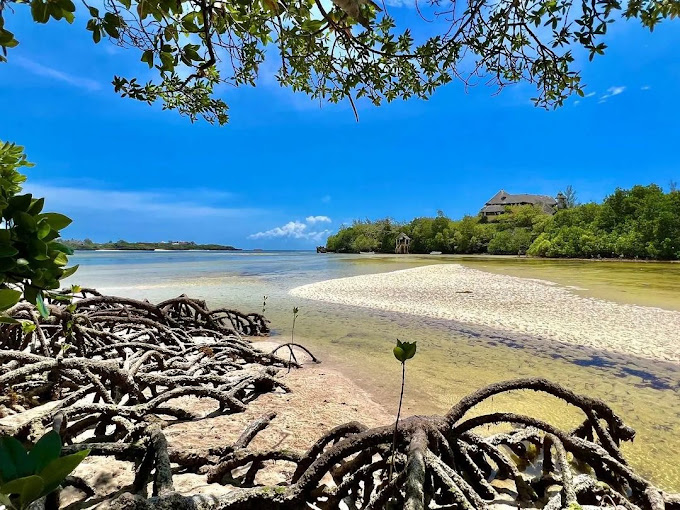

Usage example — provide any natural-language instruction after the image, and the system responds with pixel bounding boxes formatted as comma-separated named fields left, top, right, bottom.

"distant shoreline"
left=63, top=239, right=240, bottom=251
left=83, top=248, right=243, bottom=252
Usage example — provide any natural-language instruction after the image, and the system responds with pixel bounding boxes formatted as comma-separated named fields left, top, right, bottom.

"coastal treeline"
left=63, top=239, right=239, bottom=251
left=326, top=184, right=680, bottom=260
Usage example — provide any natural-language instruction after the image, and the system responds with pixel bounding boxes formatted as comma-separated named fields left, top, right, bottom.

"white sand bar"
left=290, top=264, right=680, bottom=364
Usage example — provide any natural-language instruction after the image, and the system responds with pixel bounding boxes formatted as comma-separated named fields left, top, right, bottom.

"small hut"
left=395, top=233, right=411, bottom=254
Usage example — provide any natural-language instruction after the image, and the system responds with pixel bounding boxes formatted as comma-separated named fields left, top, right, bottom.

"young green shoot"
left=288, top=306, right=299, bottom=373
left=388, top=339, right=417, bottom=485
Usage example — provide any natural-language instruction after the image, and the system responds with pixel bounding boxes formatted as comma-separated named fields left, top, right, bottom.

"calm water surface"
left=66, top=251, right=680, bottom=491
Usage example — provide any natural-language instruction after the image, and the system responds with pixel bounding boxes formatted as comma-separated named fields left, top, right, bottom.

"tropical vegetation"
left=325, top=184, right=680, bottom=260
left=0, top=141, right=76, bottom=315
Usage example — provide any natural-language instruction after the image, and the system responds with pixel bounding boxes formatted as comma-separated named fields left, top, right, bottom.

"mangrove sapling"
left=388, top=339, right=417, bottom=485
left=288, top=306, right=299, bottom=373
left=262, top=295, right=268, bottom=315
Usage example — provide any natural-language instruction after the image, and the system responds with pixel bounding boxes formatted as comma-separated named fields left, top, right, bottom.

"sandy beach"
left=62, top=343, right=394, bottom=504
left=290, top=264, right=680, bottom=364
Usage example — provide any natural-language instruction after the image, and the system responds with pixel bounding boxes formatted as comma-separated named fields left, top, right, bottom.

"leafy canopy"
left=1, top=0, right=679, bottom=124
left=0, top=141, right=77, bottom=316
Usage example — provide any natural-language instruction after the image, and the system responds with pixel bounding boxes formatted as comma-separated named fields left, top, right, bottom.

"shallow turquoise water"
left=65, top=251, right=680, bottom=490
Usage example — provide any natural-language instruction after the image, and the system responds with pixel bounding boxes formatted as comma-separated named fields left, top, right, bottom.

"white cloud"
left=305, top=215, right=331, bottom=224
left=573, top=100, right=580, bottom=106
left=249, top=215, right=332, bottom=241
left=249, top=221, right=330, bottom=241
left=24, top=184, right=258, bottom=219
left=641, top=85, right=651, bottom=91
left=14, top=57, right=101, bottom=92
left=249, top=221, right=308, bottom=239
left=321, top=195, right=332, bottom=203
left=599, top=86, right=626, bottom=102
left=585, top=92, right=596, bottom=98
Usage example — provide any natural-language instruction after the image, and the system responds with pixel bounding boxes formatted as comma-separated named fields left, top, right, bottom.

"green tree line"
left=325, top=184, right=680, bottom=260
left=62, top=239, right=239, bottom=251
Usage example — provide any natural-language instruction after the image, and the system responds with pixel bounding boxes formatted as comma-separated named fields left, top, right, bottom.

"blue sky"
left=1, top=7, right=679, bottom=249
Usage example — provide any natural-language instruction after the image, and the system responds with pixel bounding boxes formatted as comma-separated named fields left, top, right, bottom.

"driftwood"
left=1, top=292, right=678, bottom=510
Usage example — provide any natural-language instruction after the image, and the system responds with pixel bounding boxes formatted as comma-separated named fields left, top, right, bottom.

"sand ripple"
left=290, top=264, right=680, bottom=364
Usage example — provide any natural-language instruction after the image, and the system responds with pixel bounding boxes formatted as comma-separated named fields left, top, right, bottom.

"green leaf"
left=49, top=242, right=74, bottom=255
left=8, top=194, right=32, bottom=213
left=40, top=213, right=72, bottom=230
left=0, top=316, right=20, bottom=325
left=28, top=198, right=44, bottom=215
left=41, top=229, right=60, bottom=242
left=23, top=286, right=38, bottom=305
left=53, top=252, right=68, bottom=266
left=159, top=51, right=174, bottom=71
left=60, top=265, right=79, bottom=279
left=35, top=292, right=49, bottom=319
left=0, top=288, right=21, bottom=310
left=0, top=474, right=45, bottom=509
left=141, top=49, right=154, bottom=68
left=30, top=0, right=49, bottom=23
left=402, top=341, right=416, bottom=360
left=393, top=339, right=416, bottom=362
left=301, top=19, right=324, bottom=32
left=21, top=321, right=36, bottom=333
left=103, top=22, right=119, bottom=38
left=0, top=440, right=18, bottom=482
left=28, top=432, right=62, bottom=473
left=37, top=221, right=51, bottom=240
left=14, top=212, right=37, bottom=231
left=0, top=437, right=31, bottom=479
left=0, top=245, right=19, bottom=257
left=28, top=239, right=48, bottom=260
left=38, top=449, right=89, bottom=496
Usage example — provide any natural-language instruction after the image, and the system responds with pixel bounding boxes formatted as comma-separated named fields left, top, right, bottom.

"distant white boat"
left=359, top=251, right=376, bottom=255
left=430, top=251, right=442, bottom=255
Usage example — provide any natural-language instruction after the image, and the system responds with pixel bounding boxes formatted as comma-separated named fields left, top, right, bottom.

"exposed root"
left=67, top=376, right=675, bottom=510
left=2, top=292, right=677, bottom=510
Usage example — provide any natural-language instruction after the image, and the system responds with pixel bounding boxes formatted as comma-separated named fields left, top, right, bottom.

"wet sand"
left=290, top=264, right=680, bottom=364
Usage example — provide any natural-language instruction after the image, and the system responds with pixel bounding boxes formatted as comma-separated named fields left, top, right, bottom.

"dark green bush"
left=0, top=141, right=77, bottom=316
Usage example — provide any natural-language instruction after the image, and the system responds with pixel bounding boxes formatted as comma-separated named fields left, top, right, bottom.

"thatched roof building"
left=480, top=190, right=559, bottom=216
